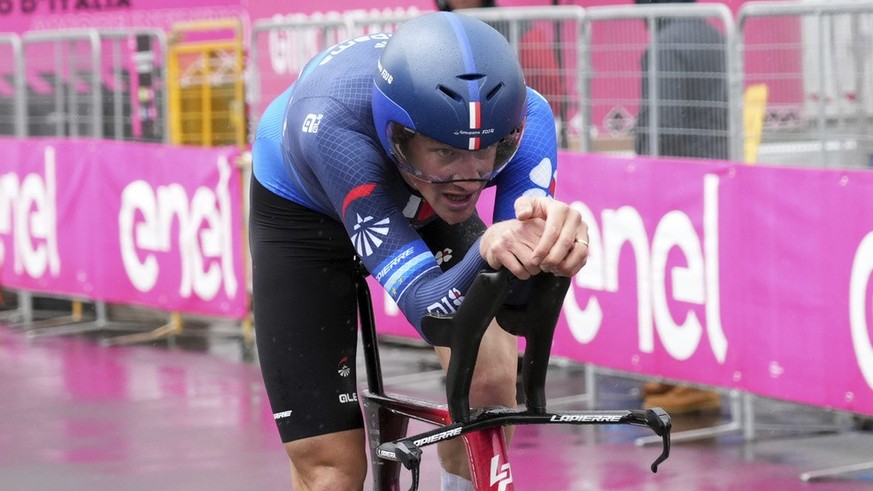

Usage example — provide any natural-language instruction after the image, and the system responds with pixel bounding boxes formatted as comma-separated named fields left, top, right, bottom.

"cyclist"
left=250, top=12, right=589, bottom=491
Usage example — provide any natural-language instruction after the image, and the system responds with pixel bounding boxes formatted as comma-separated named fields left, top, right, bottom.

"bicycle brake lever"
left=377, top=440, right=422, bottom=469
left=644, top=408, right=672, bottom=473
left=377, top=440, right=423, bottom=491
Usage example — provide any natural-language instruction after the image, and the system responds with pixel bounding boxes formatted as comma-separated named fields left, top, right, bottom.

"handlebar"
left=377, top=406, right=671, bottom=471
left=376, top=269, right=672, bottom=490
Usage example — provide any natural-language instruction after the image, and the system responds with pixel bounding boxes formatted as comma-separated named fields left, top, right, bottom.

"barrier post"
left=102, top=312, right=184, bottom=347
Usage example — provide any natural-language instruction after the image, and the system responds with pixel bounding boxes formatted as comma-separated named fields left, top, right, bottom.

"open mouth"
left=442, top=192, right=475, bottom=210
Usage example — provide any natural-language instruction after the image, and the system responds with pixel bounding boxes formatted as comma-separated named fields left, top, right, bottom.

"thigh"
left=249, top=176, right=362, bottom=443
left=434, top=319, right=518, bottom=407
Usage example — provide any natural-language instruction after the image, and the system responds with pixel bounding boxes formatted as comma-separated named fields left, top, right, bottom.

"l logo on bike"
left=489, top=454, right=513, bottom=491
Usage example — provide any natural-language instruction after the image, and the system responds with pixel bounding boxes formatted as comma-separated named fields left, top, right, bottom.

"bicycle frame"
left=358, top=268, right=671, bottom=491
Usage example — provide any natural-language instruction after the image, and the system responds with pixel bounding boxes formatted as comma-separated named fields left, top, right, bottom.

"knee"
left=291, top=466, right=366, bottom=491
left=285, top=435, right=367, bottom=491
left=290, top=460, right=367, bottom=491
left=469, top=362, right=517, bottom=407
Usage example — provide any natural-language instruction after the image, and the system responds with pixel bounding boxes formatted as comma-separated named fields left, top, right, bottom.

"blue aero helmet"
left=372, top=12, right=527, bottom=184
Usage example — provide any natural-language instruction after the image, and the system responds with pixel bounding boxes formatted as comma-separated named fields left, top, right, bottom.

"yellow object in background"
left=167, top=19, right=247, bottom=147
left=743, top=83, right=769, bottom=164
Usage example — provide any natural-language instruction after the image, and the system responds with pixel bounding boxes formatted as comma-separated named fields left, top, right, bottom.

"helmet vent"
left=485, top=82, right=505, bottom=101
left=438, top=85, right=464, bottom=102
left=457, top=73, right=485, bottom=81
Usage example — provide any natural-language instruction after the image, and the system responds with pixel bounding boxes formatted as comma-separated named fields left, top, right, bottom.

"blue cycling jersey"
left=252, top=33, right=558, bottom=340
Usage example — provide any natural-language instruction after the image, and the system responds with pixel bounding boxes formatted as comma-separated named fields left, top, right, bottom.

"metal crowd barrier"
left=0, top=34, right=25, bottom=138
left=4, top=3, right=873, bottom=167
left=18, top=28, right=168, bottom=142
left=22, top=30, right=103, bottom=138
left=738, top=0, right=873, bottom=168
left=580, top=4, right=738, bottom=160
left=736, top=8, right=873, bottom=484
left=95, top=29, right=169, bottom=144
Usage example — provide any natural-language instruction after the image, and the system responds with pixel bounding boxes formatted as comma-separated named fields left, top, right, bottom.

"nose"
left=453, top=151, right=491, bottom=180
left=449, top=179, right=485, bottom=193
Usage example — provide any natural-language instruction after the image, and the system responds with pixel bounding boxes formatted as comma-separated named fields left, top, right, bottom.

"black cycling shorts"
left=249, top=176, right=485, bottom=443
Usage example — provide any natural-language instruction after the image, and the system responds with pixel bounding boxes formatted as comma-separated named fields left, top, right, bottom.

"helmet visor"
left=388, top=122, right=524, bottom=185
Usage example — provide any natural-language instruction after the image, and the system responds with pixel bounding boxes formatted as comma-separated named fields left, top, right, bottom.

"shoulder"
left=523, top=87, right=555, bottom=130
left=287, top=100, right=384, bottom=177
left=505, top=87, right=558, bottom=170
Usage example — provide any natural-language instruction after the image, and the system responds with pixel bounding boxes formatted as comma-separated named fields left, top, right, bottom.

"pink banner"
left=0, top=0, right=434, bottom=34
left=371, top=153, right=873, bottom=416
left=0, top=137, right=248, bottom=319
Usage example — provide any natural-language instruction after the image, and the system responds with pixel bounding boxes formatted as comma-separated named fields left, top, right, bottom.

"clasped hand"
left=479, top=196, right=589, bottom=280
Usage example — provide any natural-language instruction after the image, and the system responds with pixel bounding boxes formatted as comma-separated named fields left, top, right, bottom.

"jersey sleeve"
left=286, top=96, right=487, bottom=344
left=491, top=88, right=559, bottom=223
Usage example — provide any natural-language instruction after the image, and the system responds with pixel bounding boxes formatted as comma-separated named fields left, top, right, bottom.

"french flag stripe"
left=468, top=137, right=480, bottom=150
left=468, top=102, right=480, bottom=129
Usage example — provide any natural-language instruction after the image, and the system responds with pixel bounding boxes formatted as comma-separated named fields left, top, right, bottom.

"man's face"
left=398, top=133, right=496, bottom=224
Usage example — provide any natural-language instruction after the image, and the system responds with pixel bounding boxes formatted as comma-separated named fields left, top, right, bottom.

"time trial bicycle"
left=356, top=267, right=672, bottom=491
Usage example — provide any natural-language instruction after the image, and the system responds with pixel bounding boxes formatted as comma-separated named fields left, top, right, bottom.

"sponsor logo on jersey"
left=302, top=113, right=323, bottom=133
left=426, top=287, right=464, bottom=315
left=385, top=251, right=440, bottom=301
left=337, top=356, right=352, bottom=377
left=351, top=214, right=390, bottom=257
left=338, top=392, right=358, bottom=404
left=434, top=248, right=453, bottom=265
left=374, top=247, right=415, bottom=282
left=317, top=33, right=391, bottom=66
left=378, top=242, right=439, bottom=301
left=273, top=410, right=293, bottom=420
